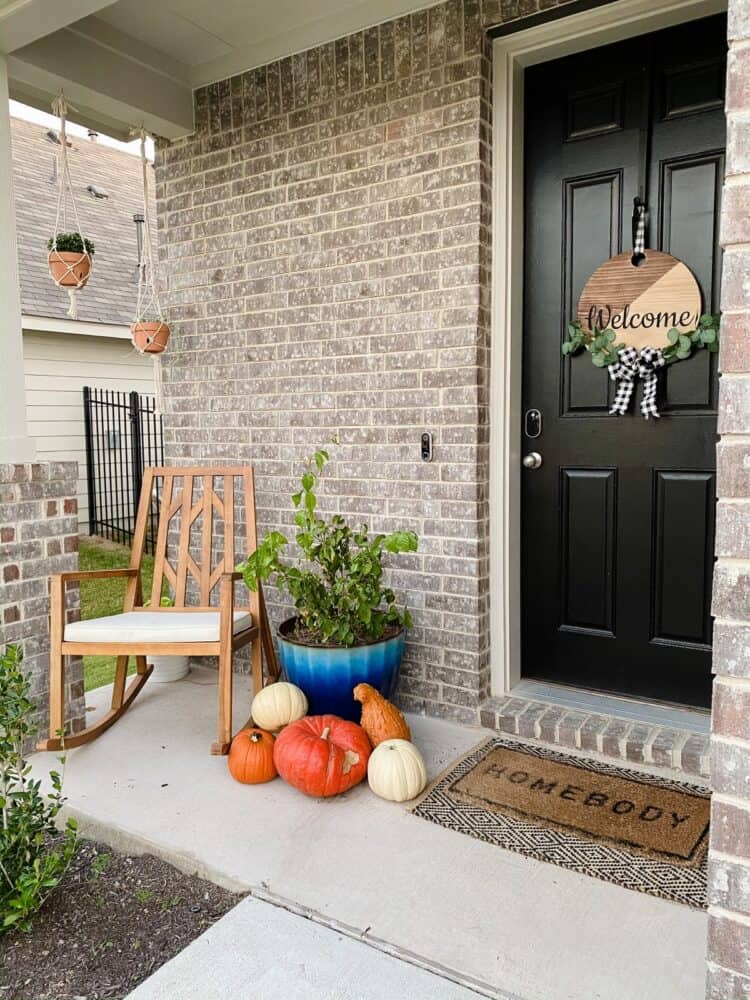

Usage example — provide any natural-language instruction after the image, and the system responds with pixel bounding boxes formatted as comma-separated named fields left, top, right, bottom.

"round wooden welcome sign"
left=577, top=250, right=702, bottom=350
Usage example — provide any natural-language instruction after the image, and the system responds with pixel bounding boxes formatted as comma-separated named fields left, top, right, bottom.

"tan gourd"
left=353, top=683, right=410, bottom=748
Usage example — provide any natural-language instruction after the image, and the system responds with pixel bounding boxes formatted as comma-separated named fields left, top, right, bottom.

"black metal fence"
left=83, top=387, right=164, bottom=551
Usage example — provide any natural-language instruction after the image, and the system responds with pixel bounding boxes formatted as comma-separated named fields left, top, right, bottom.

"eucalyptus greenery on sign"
left=562, top=313, right=720, bottom=368
left=0, top=645, right=78, bottom=933
left=238, top=441, right=418, bottom=647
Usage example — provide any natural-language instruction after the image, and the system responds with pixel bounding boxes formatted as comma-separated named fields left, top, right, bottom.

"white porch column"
left=0, top=53, right=34, bottom=463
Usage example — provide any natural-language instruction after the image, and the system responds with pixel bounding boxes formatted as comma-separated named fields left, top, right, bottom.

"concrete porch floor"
left=31, top=667, right=709, bottom=1000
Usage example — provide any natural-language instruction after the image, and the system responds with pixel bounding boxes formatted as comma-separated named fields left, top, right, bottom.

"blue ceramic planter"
left=276, top=618, right=405, bottom=722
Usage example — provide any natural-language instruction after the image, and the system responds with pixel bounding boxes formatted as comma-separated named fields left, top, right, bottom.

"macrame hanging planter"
left=131, top=128, right=170, bottom=415
left=47, top=94, right=93, bottom=319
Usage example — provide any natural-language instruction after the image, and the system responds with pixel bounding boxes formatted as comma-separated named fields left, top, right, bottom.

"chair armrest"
left=50, top=568, right=140, bottom=639
left=55, top=568, right=139, bottom=583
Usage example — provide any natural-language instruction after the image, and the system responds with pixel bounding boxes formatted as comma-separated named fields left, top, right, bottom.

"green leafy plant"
left=562, top=314, right=720, bottom=367
left=90, top=852, right=111, bottom=880
left=0, top=645, right=78, bottom=933
left=47, top=232, right=95, bottom=255
left=237, top=441, right=418, bottom=647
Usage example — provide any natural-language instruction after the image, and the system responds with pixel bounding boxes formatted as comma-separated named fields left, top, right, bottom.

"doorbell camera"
left=421, top=432, right=433, bottom=462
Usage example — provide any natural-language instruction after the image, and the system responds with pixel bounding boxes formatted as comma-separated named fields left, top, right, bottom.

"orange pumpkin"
left=273, top=715, right=370, bottom=797
left=353, top=683, right=411, bottom=748
left=227, top=728, right=277, bottom=784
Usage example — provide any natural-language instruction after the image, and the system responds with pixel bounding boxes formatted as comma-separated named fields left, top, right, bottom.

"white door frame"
left=489, top=0, right=727, bottom=697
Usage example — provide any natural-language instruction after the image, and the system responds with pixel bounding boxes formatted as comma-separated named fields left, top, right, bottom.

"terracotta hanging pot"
left=48, top=250, right=92, bottom=288
left=131, top=320, right=170, bottom=354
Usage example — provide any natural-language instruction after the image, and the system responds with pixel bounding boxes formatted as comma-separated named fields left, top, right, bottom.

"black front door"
left=521, top=15, right=726, bottom=708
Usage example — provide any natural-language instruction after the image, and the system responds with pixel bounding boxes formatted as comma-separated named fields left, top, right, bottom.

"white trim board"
left=489, top=0, right=727, bottom=698
left=188, top=0, right=441, bottom=91
left=23, top=314, right=132, bottom=339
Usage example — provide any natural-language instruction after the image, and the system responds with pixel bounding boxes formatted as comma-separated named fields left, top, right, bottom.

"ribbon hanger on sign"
left=606, top=199, right=667, bottom=418
left=631, top=197, right=647, bottom=267
left=130, top=127, right=170, bottom=416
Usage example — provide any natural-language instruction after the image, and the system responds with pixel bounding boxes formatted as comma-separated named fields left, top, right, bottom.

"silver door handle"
left=522, top=452, right=543, bottom=469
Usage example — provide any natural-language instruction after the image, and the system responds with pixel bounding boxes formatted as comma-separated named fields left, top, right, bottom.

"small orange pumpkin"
left=227, top=728, right=277, bottom=784
left=353, top=683, right=411, bottom=748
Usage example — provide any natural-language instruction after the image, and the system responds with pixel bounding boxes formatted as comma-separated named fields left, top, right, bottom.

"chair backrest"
left=127, top=466, right=257, bottom=611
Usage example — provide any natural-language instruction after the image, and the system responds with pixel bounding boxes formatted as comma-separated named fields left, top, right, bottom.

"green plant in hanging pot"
left=47, top=233, right=94, bottom=288
left=130, top=129, right=171, bottom=357
left=47, top=95, right=94, bottom=321
left=237, top=441, right=418, bottom=722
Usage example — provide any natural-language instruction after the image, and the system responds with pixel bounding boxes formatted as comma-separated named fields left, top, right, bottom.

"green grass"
left=79, top=536, right=159, bottom=692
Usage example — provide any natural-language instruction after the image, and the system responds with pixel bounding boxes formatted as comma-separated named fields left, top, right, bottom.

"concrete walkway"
left=126, top=895, right=491, bottom=999
left=32, top=668, right=709, bottom=1000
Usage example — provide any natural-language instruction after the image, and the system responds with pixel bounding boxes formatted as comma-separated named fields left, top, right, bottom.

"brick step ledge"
left=479, top=695, right=710, bottom=781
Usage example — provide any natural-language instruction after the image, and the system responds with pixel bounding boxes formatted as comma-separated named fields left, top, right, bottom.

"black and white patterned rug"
left=412, top=736, right=708, bottom=909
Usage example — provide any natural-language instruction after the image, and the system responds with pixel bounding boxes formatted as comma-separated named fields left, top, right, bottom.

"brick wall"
left=155, top=0, right=496, bottom=723
left=706, top=2, right=750, bottom=995
left=0, top=462, right=85, bottom=739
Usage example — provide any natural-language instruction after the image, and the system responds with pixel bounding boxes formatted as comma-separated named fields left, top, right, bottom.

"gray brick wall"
left=155, top=1, right=497, bottom=723
left=707, top=2, right=750, bottom=995
left=0, top=462, right=85, bottom=740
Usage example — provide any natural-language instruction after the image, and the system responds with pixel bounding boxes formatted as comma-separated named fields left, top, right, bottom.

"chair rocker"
left=38, top=466, right=279, bottom=755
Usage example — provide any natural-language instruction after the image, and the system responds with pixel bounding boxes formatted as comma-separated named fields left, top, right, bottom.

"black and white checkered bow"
left=608, top=346, right=666, bottom=419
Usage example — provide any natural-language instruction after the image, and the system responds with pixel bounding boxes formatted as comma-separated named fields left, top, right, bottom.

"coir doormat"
left=412, top=737, right=709, bottom=908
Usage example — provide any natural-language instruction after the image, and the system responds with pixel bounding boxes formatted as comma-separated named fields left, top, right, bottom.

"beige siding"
left=23, top=329, right=155, bottom=530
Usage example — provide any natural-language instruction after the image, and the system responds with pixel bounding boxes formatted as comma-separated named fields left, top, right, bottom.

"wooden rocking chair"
left=37, top=466, right=279, bottom=756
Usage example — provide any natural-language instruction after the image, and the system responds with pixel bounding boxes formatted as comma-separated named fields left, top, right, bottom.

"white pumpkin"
left=367, top=738, right=427, bottom=802
left=251, top=681, right=308, bottom=731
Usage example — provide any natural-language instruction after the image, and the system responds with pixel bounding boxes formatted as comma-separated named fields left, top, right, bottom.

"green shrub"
left=0, top=645, right=78, bottom=933
left=47, top=232, right=95, bottom=255
left=237, top=441, right=418, bottom=647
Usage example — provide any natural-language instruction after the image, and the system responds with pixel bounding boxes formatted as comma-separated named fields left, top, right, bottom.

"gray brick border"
left=480, top=696, right=710, bottom=780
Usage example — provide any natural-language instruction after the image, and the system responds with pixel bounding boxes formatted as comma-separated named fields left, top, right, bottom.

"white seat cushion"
left=64, top=610, right=253, bottom=644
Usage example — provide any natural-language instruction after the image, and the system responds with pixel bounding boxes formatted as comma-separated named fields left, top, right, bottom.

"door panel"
left=563, top=172, right=622, bottom=413
left=652, top=470, right=715, bottom=648
left=565, top=82, right=625, bottom=141
left=560, top=468, right=617, bottom=635
left=521, top=15, right=725, bottom=708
